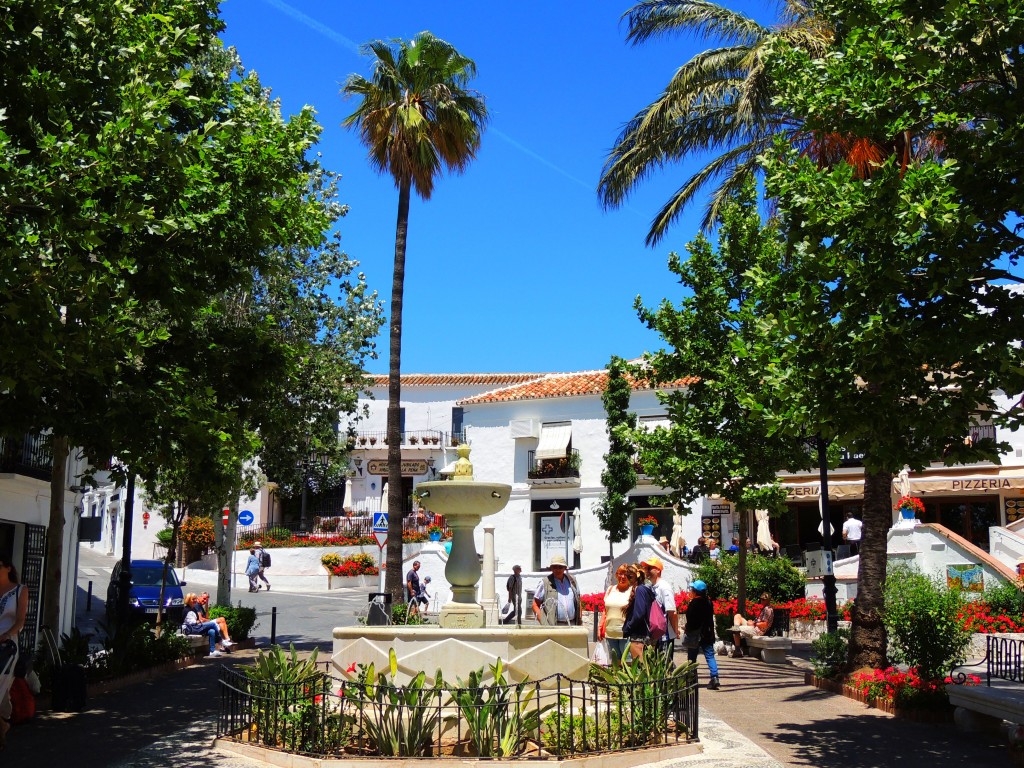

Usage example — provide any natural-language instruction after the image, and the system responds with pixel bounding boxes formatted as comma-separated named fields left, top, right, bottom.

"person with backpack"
left=683, top=580, right=720, bottom=689
left=642, top=555, right=678, bottom=661
left=621, top=563, right=666, bottom=660
left=245, top=548, right=262, bottom=593
left=253, top=540, right=271, bottom=591
left=531, top=554, right=581, bottom=626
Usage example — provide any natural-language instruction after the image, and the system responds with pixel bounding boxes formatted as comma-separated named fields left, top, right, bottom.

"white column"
left=481, top=525, right=497, bottom=623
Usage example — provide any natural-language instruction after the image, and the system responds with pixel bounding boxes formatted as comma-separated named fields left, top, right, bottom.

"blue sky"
left=220, top=1, right=774, bottom=375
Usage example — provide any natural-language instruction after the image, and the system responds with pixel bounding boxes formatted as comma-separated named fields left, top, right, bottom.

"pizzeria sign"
left=367, top=459, right=428, bottom=476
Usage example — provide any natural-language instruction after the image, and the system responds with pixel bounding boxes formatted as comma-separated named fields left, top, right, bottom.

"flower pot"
left=899, top=507, right=915, bottom=520
left=429, top=532, right=441, bottom=542
left=641, top=525, right=655, bottom=537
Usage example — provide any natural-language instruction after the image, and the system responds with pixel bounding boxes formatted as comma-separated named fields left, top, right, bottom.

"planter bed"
left=804, top=672, right=954, bottom=723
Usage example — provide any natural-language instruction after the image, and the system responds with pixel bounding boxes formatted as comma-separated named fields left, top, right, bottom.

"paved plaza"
left=3, top=549, right=1012, bottom=766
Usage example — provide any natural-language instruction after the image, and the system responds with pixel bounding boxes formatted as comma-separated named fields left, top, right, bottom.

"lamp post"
left=297, top=450, right=328, bottom=533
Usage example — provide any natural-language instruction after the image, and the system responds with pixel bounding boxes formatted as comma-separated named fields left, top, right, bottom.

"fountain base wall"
left=332, top=625, right=590, bottom=686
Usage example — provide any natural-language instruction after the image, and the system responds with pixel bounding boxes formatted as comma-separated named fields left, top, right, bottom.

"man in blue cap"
left=683, top=580, right=720, bottom=690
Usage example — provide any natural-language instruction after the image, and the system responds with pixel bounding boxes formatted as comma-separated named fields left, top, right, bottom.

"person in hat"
left=642, top=554, right=678, bottom=660
left=532, top=554, right=581, bottom=626
left=505, top=565, right=523, bottom=624
left=658, top=536, right=671, bottom=553
left=253, top=540, right=270, bottom=591
left=683, top=580, right=720, bottom=689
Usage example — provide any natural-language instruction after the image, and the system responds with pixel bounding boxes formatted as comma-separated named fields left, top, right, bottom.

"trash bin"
left=367, top=592, right=392, bottom=625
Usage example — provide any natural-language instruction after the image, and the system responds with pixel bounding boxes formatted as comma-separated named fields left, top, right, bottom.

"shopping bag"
left=591, top=639, right=610, bottom=666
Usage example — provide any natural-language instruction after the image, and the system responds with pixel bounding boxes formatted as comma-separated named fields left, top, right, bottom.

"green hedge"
left=209, top=604, right=259, bottom=641
left=692, top=553, right=805, bottom=602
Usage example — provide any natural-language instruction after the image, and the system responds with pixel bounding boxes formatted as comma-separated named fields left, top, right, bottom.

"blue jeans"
left=606, top=637, right=630, bottom=664
left=195, top=622, right=219, bottom=653
left=687, top=643, right=719, bottom=678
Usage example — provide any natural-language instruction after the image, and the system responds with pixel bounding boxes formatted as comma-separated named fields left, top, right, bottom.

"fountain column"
left=481, top=525, right=497, bottom=623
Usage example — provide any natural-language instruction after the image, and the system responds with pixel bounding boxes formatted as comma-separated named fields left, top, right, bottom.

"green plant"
left=317, top=516, right=340, bottom=533
left=692, top=553, right=804, bottom=602
left=883, top=564, right=972, bottom=680
left=208, top=604, right=258, bottom=641
left=321, top=553, right=342, bottom=569
left=155, top=527, right=174, bottom=548
left=542, top=698, right=624, bottom=753
left=692, top=558, right=737, bottom=601
left=637, top=515, right=658, bottom=527
left=810, top=628, right=850, bottom=679
left=426, top=524, right=443, bottom=535
left=982, top=580, right=1024, bottom=616
left=179, top=515, right=215, bottom=550
left=388, top=602, right=428, bottom=626
left=247, top=644, right=321, bottom=683
left=590, top=648, right=695, bottom=746
left=344, top=648, right=443, bottom=756
left=447, top=659, right=549, bottom=757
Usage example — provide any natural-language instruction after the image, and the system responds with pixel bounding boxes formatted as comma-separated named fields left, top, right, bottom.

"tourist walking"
left=532, top=555, right=581, bottom=626
left=599, top=564, right=632, bottom=664
left=642, top=555, right=679, bottom=661
left=683, top=580, right=720, bottom=689
left=842, top=511, right=863, bottom=555
left=253, top=540, right=271, bottom=590
left=0, top=557, right=28, bottom=747
left=688, top=537, right=709, bottom=564
left=506, top=564, right=523, bottom=623
left=621, top=564, right=659, bottom=660
left=245, top=548, right=261, bottom=593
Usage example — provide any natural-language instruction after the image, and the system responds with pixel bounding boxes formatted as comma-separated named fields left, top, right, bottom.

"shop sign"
left=367, top=459, right=428, bottom=476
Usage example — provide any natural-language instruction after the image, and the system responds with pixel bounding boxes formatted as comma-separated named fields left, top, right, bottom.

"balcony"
left=527, top=449, right=581, bottom=487
left=350, top=430, right=462, bottom=449
left=0, top=434, right=53, bottom=481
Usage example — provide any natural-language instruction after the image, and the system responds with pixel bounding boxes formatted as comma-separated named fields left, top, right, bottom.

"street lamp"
left=297, top=450, right=329, bottom=533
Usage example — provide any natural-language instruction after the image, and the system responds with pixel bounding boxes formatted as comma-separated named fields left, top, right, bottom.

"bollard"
left=593, top=607, right=599, bottom=641
left=270, top=606, right=277, bottom=646
left=86, top=580, right=93, bottom=613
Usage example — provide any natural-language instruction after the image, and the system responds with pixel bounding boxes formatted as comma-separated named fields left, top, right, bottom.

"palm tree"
left=343, top=32, right=488, bottom=603
left=598, top=0, right=831, bottom=242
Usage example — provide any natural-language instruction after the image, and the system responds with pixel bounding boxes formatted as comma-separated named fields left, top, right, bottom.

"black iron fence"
left=217, top=662, right=698, bottom=759
left=351, top=430, right=464, bottom=449
left=236, top=516, right=448, bottom=548
left=949, top=635, right=1024, bottom=687
left=0, top=433, right=53, bottom=480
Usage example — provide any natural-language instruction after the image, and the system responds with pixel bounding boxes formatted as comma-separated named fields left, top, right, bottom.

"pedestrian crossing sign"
left=373, top=512, right=388, bottom=532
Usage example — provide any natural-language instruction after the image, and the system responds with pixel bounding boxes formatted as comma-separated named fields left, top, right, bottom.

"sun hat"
left=691, top=580, right=707, bottom=593
left=254, top=541, right=262, bottom=547
left=658, top=536, right=669, bottom=544
left=548, top=554, right=568, bottom=568
left=641, top=555, right=664, bottom=570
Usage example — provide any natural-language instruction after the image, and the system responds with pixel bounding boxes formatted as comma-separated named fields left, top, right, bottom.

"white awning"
left=536, top=422, right=572, bottom=460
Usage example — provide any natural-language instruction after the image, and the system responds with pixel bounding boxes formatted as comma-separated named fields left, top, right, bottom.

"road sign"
left=372, top=512, right=388, bottom=532
left=374, top=531, right=387, bottom=549
left=238, top=509, right=254, bottom=526
left=222, top=508, right=230, bottom=527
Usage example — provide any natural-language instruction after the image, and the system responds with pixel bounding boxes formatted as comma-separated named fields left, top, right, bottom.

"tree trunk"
left=43, top=435, right=69, bottom=636
left=385, top=179, right=411, bottom=606
left=737, top=508, right=748, bottom=615
left=847, top=466, right=892, bottom=671
left=218, top=497, right=238, bottom=606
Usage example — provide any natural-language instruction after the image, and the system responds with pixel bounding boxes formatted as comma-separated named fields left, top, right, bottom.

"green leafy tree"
left=599, top=357, right=638, bottom=551
left=343, top=32, right=488, bottom=602
left=629, top=182, right=809, bottom=612
left=748, top=0, right=1024, bottom=669
left=1, top=0, right=361, bottom=632
left=598, top=0, right=831, bottom=239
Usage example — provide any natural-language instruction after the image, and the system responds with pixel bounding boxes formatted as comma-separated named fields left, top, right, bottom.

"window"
left=536, top=422, right=572, bottom=460
left=451, top=407, right=464, bottom=439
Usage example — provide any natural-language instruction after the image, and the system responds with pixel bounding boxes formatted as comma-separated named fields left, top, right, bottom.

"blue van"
left=106, top=559, right=187, bottom=623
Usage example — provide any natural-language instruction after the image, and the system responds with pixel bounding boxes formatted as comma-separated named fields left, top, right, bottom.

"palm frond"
left=624, top=0, right=767, bottom=47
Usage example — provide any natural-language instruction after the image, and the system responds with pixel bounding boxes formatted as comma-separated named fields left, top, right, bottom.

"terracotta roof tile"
left=458, top=370, right=698, bottom=405
left=368, top=373, right=549, bottom=388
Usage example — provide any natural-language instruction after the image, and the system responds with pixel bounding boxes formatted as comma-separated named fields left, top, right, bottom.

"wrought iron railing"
left=217, top=662, right=698, bottom=759
left=236, top=516, right=447, bottom=548
left=0, top=433, right=53, bottom=480
left=949, top=635, right=1024, bottom=687
left=527, top=449, right=581, bottom=480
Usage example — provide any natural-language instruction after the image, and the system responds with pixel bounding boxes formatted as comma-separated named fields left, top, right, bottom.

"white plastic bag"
left=591, top=640, right=610, bottom=666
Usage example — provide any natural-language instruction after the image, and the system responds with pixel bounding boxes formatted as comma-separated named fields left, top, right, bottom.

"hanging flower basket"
left=894, top=495, right=925, bottom=520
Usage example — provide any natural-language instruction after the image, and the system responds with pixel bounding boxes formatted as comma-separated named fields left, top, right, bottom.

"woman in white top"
left=0, top=557, right=28, bottom=747
left=598, top=565, right=633, bottom=665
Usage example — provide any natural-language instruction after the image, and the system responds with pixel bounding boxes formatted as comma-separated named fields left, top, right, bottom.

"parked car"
left=106, top=559, right=187, bottom=624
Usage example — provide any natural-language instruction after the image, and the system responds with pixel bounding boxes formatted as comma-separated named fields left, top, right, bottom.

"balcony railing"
left=527, top=449, right=581, bottom=480
left=0, top=434, right=53, bottom=481
left=351, top=430, right=462, bottom=449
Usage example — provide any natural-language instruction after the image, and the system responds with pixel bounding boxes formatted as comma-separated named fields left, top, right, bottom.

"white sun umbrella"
left=670, top=506, right=685, bottom=558
left=755, top=509, right=773, bottom=552
left=381, top=481, right=388, bottom=512
left=572, top=507, right=582, bottom=555
left=897, top=466, right=911, bottom=497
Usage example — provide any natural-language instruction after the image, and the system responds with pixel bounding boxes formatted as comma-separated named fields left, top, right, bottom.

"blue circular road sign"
left=238, top=509, right=255, bottom=526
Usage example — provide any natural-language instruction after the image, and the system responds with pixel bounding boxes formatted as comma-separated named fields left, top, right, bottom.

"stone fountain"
left=331, top=445, right=590, bottom=684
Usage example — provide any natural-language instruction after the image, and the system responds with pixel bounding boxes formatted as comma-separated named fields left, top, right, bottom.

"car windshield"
left=132, top=567, right=179, bottom=587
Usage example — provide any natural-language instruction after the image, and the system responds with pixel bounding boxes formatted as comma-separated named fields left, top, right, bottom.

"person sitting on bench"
left=732, top=592, right=774, bottom=657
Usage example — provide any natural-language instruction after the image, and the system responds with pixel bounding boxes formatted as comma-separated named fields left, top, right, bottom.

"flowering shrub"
left=180, top=516, right=215, bottom=550
left=779, top=598, right=854, bottom=621
left=321, top=553, right=342, bottom=569
left=637, top=515, right=659, bottom=527
left=330, top=553, right=379, bottom=577
left=238, top=530, right=429, bottom=549
left=894, top=495, right=925, bottom=516
left=957, top=601, right=1024, bottom=633
left=427, top=524, right=443, bottom=535
left=848, top=666, right=981, bottom=709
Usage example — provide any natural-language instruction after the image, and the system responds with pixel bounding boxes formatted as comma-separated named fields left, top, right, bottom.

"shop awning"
left=536, top=422, right=572, bottom=460
left=909, top=473, right=1024, bottom=495
left=780, top=481, right=864, bottom=500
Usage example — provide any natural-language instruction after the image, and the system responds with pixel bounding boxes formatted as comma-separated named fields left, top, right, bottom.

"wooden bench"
left=746, top=635, right=793, bottom=663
